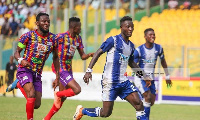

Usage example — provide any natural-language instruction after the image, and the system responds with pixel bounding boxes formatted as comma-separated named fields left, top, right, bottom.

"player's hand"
left=89, top=53, right=94, bottom=57
left=21, top=60, right=32, bottom=67
left=52, top=78, right=59, bottom=91
left=144, top=76, right=152, bottom=88
left=166, top=79, right=172, bottom=88
left=83, top=72, right=92, bottom=85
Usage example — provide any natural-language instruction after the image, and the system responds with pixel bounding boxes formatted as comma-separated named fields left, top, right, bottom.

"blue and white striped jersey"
left=100, top=34, right=135, bottom=83
left=134, top=43, right=164, bottom=79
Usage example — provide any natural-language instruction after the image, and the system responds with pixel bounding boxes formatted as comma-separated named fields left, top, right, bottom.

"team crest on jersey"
left=37, top=43, right=47, bottom=55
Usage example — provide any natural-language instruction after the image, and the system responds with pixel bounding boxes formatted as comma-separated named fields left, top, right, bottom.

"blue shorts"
left=134, top=77, right=156, bottom=95
left=60, top=71, right=74, bottom=87
left=101, top=80, right=137, bottom=101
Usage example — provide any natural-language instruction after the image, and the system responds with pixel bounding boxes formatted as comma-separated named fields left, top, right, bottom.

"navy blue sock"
left=82, top=107, right=101, bottom=117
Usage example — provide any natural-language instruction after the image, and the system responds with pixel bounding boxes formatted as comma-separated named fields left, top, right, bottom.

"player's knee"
left=34, top=102, right=41, bottom=109
left=27, top=91, right=36, bottom=98
left=74, top=86, right=81, bottom=95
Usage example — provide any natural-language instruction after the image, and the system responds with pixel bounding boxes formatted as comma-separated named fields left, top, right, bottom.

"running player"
left=12, top=12, right=60, bottom=120
left=43, top=17, right=94, bottom=120
left=133, top=28, right=172, bottom=120
left=73, top=16, right=151, bottom=120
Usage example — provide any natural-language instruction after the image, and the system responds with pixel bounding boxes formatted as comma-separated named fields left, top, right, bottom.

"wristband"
left=166, top=75, right=170, bottom=80
left=86, top=68, right=93, bottom=73
left=18, top=57, right=24, bottom=64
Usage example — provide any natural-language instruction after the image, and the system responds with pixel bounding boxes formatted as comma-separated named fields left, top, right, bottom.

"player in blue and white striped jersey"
left=134, top=28, right=172, bottom=120
left=73, top=16, right=152, bottom=120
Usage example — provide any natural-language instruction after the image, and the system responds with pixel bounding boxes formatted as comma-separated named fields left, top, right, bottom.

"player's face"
left=73, top=22, right=81, bottom=35
left=145, top=31, right=156, bottom=44
left=121, top=21, right=134, bottom=37
left=36, top=15, right=50, bottom=33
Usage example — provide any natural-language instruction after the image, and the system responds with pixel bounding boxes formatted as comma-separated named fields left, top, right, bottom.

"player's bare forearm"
left=78, top=48, right=94, bottom=60
left=161, top=59, right=169, bottom=75
left=53, top=50, right=60, bottom=79
left=88, top=48, right=103, bottom=69
left=14, top=46, right=23, bottom=61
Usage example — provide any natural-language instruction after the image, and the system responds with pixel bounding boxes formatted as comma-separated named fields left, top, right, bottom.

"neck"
left=10, top=61, right=13, bottom=64
left=36, top=29, right=48, bottom=37
left=121, top=34, right=129, bottom=42
left=145, top=42, right=153, bottom=49
left=68, top=30, right=76, bottom=38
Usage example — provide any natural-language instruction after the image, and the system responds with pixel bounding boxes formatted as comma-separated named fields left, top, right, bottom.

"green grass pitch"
left=0, top=97, right=199, bottom=120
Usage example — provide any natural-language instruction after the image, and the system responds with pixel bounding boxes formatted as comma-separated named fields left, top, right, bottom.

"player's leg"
left=120, top=80, right=146, bottom=120
left=43, top=83, right=65, bottom=120
left=73, top=101, right=114, bottom=120
left=23, top=82, right=36, bottom=120
left=73, top=81, right=116, bottom=120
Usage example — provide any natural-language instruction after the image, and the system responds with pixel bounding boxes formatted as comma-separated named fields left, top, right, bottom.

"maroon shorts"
left=16, top=67, right=42, bottom=92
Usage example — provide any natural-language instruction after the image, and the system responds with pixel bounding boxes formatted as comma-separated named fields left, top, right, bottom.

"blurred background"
left=0, top=0, right=200, bottom=104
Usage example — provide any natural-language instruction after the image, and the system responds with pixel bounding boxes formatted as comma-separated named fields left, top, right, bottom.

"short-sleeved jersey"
left=18, top=30, right=58, bottom=74
left=134, top=43, right=164, bottom=78
left=100, top=34, right=135, bottom=83
left=57, top=31, right=84, bottom=72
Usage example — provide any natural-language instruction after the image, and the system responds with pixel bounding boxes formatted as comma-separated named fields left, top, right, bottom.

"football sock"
left=26, top=98, right=36, bottom=120
left=143, top=101, right=151, bottom=119
left=56, top=88, right=75, bottom=97
left=17, top=82, right=27, bottom=99
left=82, top=107, right=101, bottom=117
left=136, top=111, right=146, bottom=120
left=44, top=102, right=64, bottom=120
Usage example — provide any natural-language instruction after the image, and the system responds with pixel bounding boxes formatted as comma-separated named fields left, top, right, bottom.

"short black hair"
left=69, top=17, right=80, bottom=26
left=144, top=28, right=154, bottom=35
left=36, top=12, right=49, bottom=21
left=120, top=16, right=132, bottom=26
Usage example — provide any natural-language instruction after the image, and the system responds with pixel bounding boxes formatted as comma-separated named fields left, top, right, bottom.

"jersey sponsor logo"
left=119, top=53, right=129, bottom=63
left=65, top=59, right=72, bottom=64
left=67, top=45, right=76, bottom=56
left=142, top=59, right=156, bottom=64
left=31, top=57, right=43, bottom=64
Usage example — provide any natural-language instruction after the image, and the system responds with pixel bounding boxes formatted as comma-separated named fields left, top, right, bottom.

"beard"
left=39, top=26, right=49, bottom=33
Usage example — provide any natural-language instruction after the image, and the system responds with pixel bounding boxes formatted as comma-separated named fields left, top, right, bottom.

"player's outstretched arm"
left=52, top=49, right=60, bottom=90
left=83, top=48, right=103, bottom=84
left=77, top=48, right=94, bottom=60
left=161, top=59, right=172, bottom=87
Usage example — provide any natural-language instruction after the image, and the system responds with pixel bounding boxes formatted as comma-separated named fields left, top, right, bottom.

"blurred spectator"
left=20, top=4, right=29, bottom=19
left=14, top=10, right=25, bottom=23
left=9, top=18, right=19, bottom=36
left=4, top=56, right=17, bottom=97
left=138, top=0, right=146, bottom=9
left=168, top=0, right=178, bottom=9
left=183, top=0, right=191, bottom=9
left=0, top=2, right=8, bottom=15
left=18, top=25, right=29, bottom=38
left=0, top=13, right=5, bottom=27
left=105, top=0, right=114, bottom=9
left=1, top=17, right=10, bottom=36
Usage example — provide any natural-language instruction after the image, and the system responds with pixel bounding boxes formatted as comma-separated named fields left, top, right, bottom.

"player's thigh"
left=67, top=79, right=81, bottom=94
left=23, top=82, right=35, bottom=97
left=101, top=101, right=114, bottom=116
left=150, top=93, right=156, bottom=106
